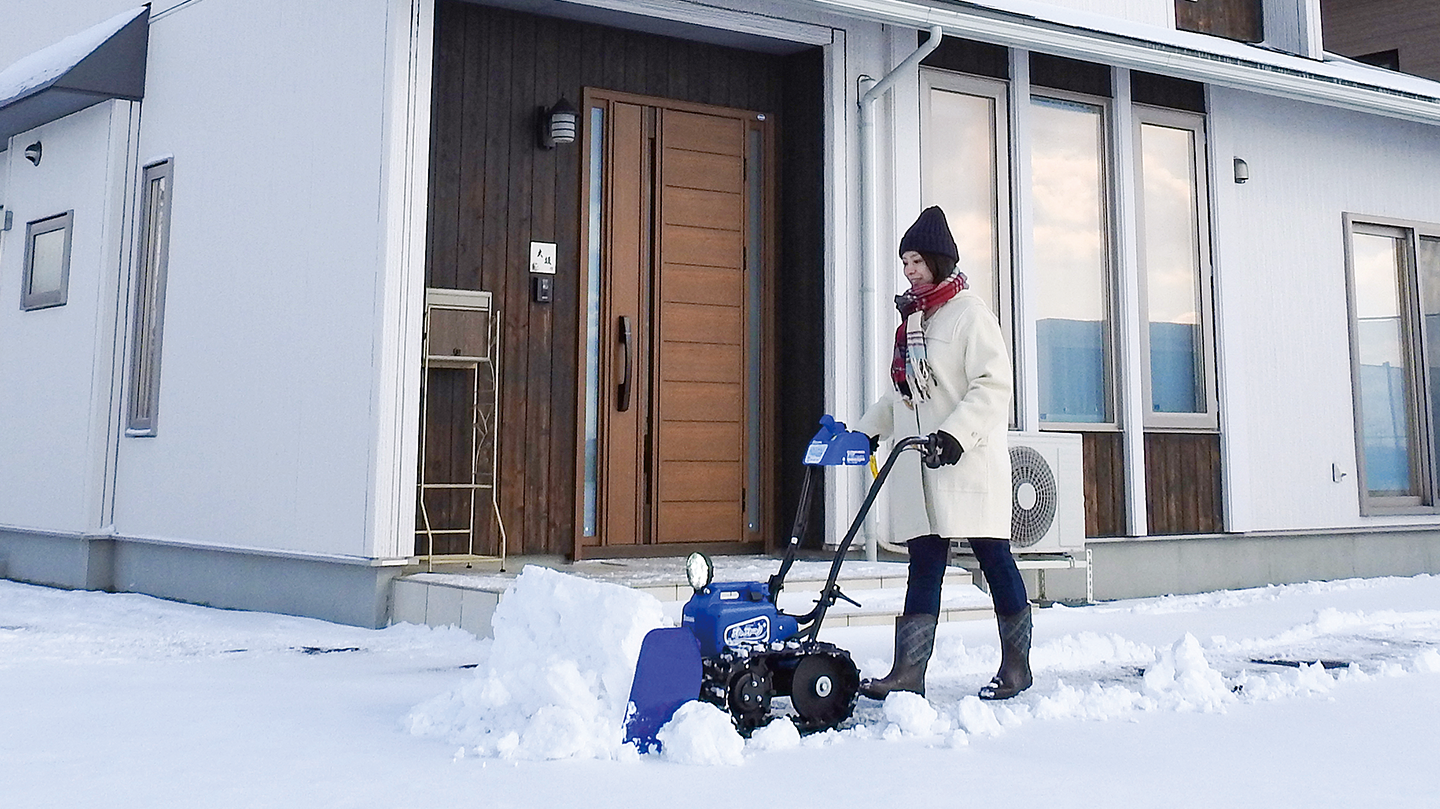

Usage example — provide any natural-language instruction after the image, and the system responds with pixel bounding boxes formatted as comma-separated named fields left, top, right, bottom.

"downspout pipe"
left=857, top=24, right=942, bottom=561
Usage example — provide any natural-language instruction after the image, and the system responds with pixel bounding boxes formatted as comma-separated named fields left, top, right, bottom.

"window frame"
left=126, top=159, right=175, bottom=437
left=1028, top=87, right=1121, bottom=431
left=919, top=69, right=1014, bottom=367
left=1342, top=213, right=1440, bottom=514
left=1132, top=104, right=1220, bottom=432
left=20, top=210, right=74, bottom=311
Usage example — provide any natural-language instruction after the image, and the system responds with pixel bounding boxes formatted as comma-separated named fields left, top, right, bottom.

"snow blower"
left=624, top=415, right=936, bottom=747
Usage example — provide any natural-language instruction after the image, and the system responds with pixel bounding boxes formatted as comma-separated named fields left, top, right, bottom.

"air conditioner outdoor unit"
left=1007, top=431, right=1085, bottom=554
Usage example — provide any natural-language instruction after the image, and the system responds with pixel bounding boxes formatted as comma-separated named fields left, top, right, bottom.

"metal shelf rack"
left=416, top=288, right=507, bottom=571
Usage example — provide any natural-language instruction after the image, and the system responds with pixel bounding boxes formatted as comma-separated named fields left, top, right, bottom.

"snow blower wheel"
left=789, top=650, right=860, bottom=731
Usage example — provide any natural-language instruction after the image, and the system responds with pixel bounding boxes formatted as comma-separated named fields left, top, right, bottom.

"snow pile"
left=656, top=701, right=745, bottom=765
left=1414, top=648, right=1440, bottom=673
left=1142, top=634, right=1236, bottom=712
left=882, top=691, right=947, bottom=738
left=747, top=717, right=802, bottom=751
left=406, top=566, right=667, bottom=760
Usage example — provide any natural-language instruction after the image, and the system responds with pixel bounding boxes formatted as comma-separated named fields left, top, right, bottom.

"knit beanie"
left=898, top=206, right=959, bottom=262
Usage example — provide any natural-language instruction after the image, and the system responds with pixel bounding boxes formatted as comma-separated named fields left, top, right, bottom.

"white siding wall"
left=108, top=0, right=394, bottom=557
left=1033, top=0, right=1173, bottom=28
left=0, top=103, right=132, bottom=533
left=1210, top=86, right=1440, bottom=532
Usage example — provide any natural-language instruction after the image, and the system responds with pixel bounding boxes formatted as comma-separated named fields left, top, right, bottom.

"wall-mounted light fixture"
left=1233, top=157, right=1249, bottom=184
left=23, top=141, right=42, bottom=166
left=538, top=98, right=577, bottom=150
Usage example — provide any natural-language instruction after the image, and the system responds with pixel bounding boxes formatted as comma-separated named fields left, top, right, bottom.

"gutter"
left=813, top=0, right=1440, bottom=127
left=857, top=25, right=943, bottom=561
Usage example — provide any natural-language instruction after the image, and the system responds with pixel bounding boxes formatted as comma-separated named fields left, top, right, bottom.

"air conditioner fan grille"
left=1010, top=445, right=1058, bottom=548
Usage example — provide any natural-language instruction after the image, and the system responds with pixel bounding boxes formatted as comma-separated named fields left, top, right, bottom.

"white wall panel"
left=0, top=102, right=130, bottom=533
left=1210, top=86, right=1440, bottom=532
left=111, top=0, right=392, bottom=558
left=1035, top=0, right=1173, bottom=28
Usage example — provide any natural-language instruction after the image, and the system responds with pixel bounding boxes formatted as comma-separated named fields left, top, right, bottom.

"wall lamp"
left=23, top=141, right=42, bottom=166
left=538, top=98, right=577, bottom=150
left=1233, top=157, right=1249, bottom=184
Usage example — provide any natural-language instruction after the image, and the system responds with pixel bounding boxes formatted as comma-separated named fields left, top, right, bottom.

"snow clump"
left=882, top=691, right=947, bottom=738
left=1142, top=633, right=1235, bottom=712
left=406, top=566, right=667, bottom=760
left=656, top=701, right=745, bottom=766
left=747, top=717, right=801, bottom=751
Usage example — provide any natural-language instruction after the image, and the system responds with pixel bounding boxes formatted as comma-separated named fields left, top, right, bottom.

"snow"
left=0, top=7, right=147, bottom=107
left=3, top=570, right=1440, bottom=807
left=405, top=566, right=665, bottom=760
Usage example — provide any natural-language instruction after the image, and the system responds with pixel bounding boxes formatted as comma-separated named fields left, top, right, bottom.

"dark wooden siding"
left=1175, top=0, right=1263, bottom=43
left=1322, top=0, right=1440, bottom=83
left=1083, top=432, right=1126, bottom=537
left=1145, top=432, right=1223, bottom=535
left=425, top=1, right=823, bottom=556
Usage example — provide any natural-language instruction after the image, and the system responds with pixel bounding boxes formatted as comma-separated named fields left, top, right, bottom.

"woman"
left=855, top=205, right=1032, bottom=701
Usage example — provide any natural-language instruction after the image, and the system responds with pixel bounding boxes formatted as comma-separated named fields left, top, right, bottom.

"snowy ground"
left=3, top=571, right=1439, bottom=808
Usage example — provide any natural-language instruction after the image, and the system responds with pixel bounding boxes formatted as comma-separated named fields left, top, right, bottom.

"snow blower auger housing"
left=624, top=416, right=936, bottom=747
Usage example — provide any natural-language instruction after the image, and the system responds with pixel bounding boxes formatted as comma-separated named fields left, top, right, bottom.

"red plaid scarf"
left=890, top=272, right=967, bottom=399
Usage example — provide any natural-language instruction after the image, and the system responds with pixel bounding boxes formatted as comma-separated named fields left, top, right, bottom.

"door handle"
left=617, top=315, right=632, bottom=412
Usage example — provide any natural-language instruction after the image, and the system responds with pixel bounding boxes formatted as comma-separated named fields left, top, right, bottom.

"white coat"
left=855, top=289, right=1013, bottom=541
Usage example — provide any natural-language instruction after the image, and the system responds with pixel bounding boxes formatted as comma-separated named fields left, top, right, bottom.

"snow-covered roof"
left=815, top=0, right=1440, bottom=124
left=0, top=6, right=149, bottom=144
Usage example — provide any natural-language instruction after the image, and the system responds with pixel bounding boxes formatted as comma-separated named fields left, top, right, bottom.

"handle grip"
left=617, top=315, right=632, bottom=412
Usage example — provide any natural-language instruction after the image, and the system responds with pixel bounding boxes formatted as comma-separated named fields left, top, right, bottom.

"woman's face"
left=902, top=251, right=934, bottom=288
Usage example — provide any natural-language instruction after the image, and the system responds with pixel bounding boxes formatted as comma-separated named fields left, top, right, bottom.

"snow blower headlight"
left=685, top=552, right=714, bottom=592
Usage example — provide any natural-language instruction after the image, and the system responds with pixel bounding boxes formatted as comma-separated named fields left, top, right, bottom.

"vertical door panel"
left=654, top=109, right=748, bottom=543
left=601, top=102, right=649, bottom=545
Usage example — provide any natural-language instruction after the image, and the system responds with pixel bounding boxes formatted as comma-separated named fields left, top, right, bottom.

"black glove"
left=868, top=435, right=880, bottom=455
left=922, top=431, right=963, bottom=468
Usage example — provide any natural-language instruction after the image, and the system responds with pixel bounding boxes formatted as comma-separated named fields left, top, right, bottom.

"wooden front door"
left=579, top=91, right=773, bottom=556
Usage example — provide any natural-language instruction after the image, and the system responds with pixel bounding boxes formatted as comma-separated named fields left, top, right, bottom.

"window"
left=21, top=211, right=73, bottom=310
left=1174, top=0, right=1264, bottom=44
left=921, top=71, right=1009, bottom=322
left=1345, top=217, right=1440, bottom=511
left=1134, top=107, right=1218, bottom=429
left=126, top=160, right=174, bottom=436
left=1032, top=92, right=1115, bottom=425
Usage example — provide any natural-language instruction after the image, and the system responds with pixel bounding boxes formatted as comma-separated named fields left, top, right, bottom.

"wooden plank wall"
left=1174, top=0, right=1264, bottom=43
left=1145, top=432, right=1224, bottom=535
left=1082, top=432, right=1127, bottom=537
left=425, top=1, right=821, bottom=556
left=1321, top=0, right=1440, bottom=82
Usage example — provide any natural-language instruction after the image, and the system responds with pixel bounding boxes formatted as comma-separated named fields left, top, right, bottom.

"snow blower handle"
left=769, top=416, right=878, bottom=603
left=793, top=434, right=932, bottom=638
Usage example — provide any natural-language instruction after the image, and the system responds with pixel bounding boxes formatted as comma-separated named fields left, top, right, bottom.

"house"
left=4, top=0, right=1440, bottom=629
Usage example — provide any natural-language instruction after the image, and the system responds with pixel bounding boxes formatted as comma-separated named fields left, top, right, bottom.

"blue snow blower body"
left=623, top=416, right=935, bottom=748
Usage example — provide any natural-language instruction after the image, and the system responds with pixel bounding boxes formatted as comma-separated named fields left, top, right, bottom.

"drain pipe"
left=858, top=25, right=943, bottom=561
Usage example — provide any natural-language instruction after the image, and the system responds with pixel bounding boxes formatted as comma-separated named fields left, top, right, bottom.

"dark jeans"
left=904, top=535, right=1028, bottom=618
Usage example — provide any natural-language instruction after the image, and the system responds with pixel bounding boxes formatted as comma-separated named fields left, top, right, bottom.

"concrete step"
left=391, top=555, right=992, bottom=637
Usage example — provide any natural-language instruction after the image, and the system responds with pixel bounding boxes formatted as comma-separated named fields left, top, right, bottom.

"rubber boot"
left=979, top=605, right=1032, bottom=700
left=860, top=613, right=937, bottom=699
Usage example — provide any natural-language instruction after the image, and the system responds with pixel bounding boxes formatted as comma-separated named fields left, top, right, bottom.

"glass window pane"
left=925, top=88, right=999, bottom=309
left=1032, top=96, right=1111, bottom=423
left=583, top=105, right=604, bottom=537
left=1351, top=231, right=1418, bottom=497
left=28, top=228, right=66, bottom=296
left=1139, top=123, right=1206, bottom=414
left=1418, top=236, right=1440, bottom=490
